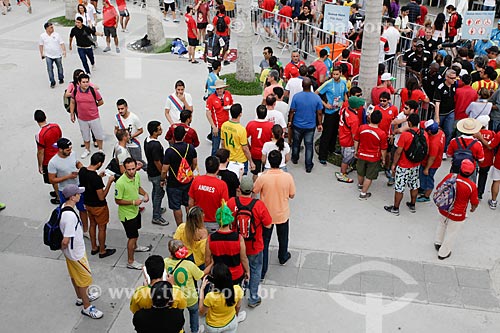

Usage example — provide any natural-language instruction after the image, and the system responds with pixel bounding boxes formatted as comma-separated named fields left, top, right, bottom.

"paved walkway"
left=1, top=1, right=500, bottom=332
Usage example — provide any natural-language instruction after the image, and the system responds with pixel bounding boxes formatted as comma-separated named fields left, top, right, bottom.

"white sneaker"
left=123, top=29, right=129, bottom=33
left=81, top=305, right=103, bottom=319
left=80, top=150, right=91, bottom=159
left=127, top=261, right=143, bottom=270
left=83, top=231, right=90, bottom=239
left=237, top=311, right=247, bottom=323
left=442, top=153, right=447, bottom=160
left=135, top=245, right=152, bottom=252
left=75, top=290, right=100, bottom=306
left=197, top=324, right=205, bottom=333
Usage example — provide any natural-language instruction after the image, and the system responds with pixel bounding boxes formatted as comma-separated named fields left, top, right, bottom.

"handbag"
left=106, top=147, right=122, bottom=179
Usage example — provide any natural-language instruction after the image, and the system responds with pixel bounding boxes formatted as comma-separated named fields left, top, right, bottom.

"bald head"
left=302, top=77, right=312, bottom=91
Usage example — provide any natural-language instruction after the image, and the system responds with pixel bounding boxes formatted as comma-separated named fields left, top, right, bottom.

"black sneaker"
left=59, top=79, right=64, bottom=84
left=406, top=202, right=416, bottom=213
left=291, top=159, right=298, bottom=165
left=99, top=248, right=116, bottom=258
left=384, top=205, right=400, bottom=216
left=279, top=252, right=291, bottom=265
left=434, top=243, right=441, bottom=251
left=50, top=197, right=60, bottom=205
left=206, top=133, right=213, bottom=142
left=49, top=191, right=57, bottom=198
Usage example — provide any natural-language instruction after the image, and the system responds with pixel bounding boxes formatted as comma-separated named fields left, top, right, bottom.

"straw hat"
left=456, top=118, right=482, bottom=134
left=211, top=79, right=229, bottom=89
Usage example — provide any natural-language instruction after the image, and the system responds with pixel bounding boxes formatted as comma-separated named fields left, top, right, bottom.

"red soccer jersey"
left=454, top=85, right=478, bottom=120
left=188, top=175, right=229, bottom=222
left=399, top=88, right=427, bottom=110
left=278, top=5, right=292, bottom=23
left=338, top=107, right=359, bottom=147
left=488, top=132, right=500, bottom=169
left=354, top=124, right=388, bottom=162
left=212, top=14, right=231, bottom=36
left=36, top=123, right=62, bottom=165
left=165, top=123, right=200, bottom=147
left=334, top=60, right=354, bottom=78
left=374, top=104, right=398, bottom=135
left=311, top=60, right=328, bottom=83
left=116, top=0, right=126, bottom=11
left=447, top=12, right=459, bottom=37
left=206, top=91, right=233, bottom=129
left=397, top=129, right=427, bottom=168
left=284, top=61, right=306, bottom=81
left=186, top=14, right=197, bottom=39
left=438, top=174, right=478, bottom=222
left=246, top=120, right=274, bottom=160
left=447, top=136, right=485, bottom=166
left=371, top=86, right=393, bottom=106
left=261, top=0, right=275, bottom=18
left=226, top=196, right=272, bottom=256
left=421, top=129, right=445, bottom=169
left=102, top=4, right=117, bottom=27
left=479, top=129, right=495, bottom=168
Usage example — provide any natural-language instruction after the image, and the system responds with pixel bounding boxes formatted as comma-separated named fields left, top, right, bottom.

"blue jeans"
left=45, top=57, right=64, bottom=85
left=148, top=175, right=165, bottom=219
left=439, top=112, right=455, bottom=152
left=247, top=251, right=263, bottom=305
left=490, top=119, right=500, bottom=132
left=291, top=126, right=315, bottom=170
left=211, top=128, right=221, bottom=156
left=77, top=47, right=95, bottom=74
left=261, top=221, right=289, bottom=280
left=187, top=301, right=200, bottom=333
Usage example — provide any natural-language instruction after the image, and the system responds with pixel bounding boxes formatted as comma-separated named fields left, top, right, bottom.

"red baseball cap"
left=461, top=159, right=475, bottom=175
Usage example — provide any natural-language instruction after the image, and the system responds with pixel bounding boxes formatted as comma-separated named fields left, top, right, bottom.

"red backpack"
left=232, top=197, right=258, bottom=245
left=170, top=145, right=194, bottom=184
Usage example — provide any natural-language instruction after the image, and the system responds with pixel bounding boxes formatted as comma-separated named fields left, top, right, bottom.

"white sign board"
left=323, top=3, right=351, bottom=34
left=461, top=11, right=495, bottom=40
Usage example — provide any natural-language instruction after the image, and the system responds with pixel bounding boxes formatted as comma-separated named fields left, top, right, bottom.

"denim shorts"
left=166, top=184, right=190, bottom=210
left=419, top=167, right=437, bottom=191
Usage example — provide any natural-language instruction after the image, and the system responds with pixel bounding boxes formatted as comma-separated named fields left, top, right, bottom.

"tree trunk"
left=358, top=0, right=383, bottom=105
left=65, top=0, right=76, bottom=20
left=235, top=1, right=255, bottom=82
left=146, top=0, right=165, bottom=47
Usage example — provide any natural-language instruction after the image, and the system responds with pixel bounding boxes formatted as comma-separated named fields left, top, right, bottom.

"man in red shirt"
left=278, top=0, right=292, bottom=47
left=206, top=79, right=233, bottom=156
left=475, top=123, right=500, bottom=209
left=371, top=73, right=395, bottom=105
left=454, top=74, right=478, bottom=121
left=115, top=0, right=130, bottom=32
left=474, top=115, right=495, bottom=199
left=188, top=156, right=229, bottom=233
left=334, top=49, right=354, bottom=79
left=373, top=91, right=398, bottom=136
left=212, top=5, right=231, bottom=65
left=227, top=176, right=272, bottom=308
left=445, top=4, right=459, bottom=42
left=447, top=118, right=484, bottom=174
left=102, top=0, right=120, bottom=53
left=434, top=159, right=478, bottom=260
left=416, top=120, right=445, bottom=202
left=165, top=110, right=200, bottom=147
left=354, top=110, right=388, bottom=200
left=311, top=49, right=329, bottom=85
left=385, top=114, right=427, bottom=215
left=416, top=0, right=427, bottom=26
left=284, top=50, right=306, bottom=82
left=246, top=105, right=273, bottom=180
left=336, top=96, right=362, bottom=183
left=185, top=5, right=199, bottom=63
left=35, top=110, right=63, bottom=204
left=261, top=0, right=276, bottom=40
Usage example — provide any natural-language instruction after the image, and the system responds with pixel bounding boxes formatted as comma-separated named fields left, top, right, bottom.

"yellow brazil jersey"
left=220, top=121, right=248, bottom=163
left=204, top=285, right=243, bottom=328
left=164, top=257, right=204, bottom=307
left=173, top=223, right=207, bottom=267
left=130, top=284, right=187, bottom=314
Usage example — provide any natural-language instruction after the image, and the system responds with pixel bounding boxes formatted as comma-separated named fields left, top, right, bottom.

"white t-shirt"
left=274, top=101, right=290, bottom=123
left=262, top=141, right=290, bottom=169
left=115, top=112, right=143, bottom=148
left=395, top=15, right=409, bottom=30
left=382, top=26, right=400, bottom=55
left=285, top=77, right=303, bottom=106
left=60, top=206, right=85, bottom=261
left=85, top=3, right=97, bottom=25
left=75, top=12, right=92, bottom=27
left=265, top=109, right=287, bottom=129
left=164, top=92, right=193, bottom=124
left=39, top=32, right=64, bottom=59
left=394, top=112, right=408, bottom=146
left=114, top=144, right=131, bottom=164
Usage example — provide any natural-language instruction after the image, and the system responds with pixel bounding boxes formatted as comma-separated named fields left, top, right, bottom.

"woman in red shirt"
left=399, top=76, right=429, bottom=110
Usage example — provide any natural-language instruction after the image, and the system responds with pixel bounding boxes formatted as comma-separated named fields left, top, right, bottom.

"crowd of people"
left=21, top=0, right=500, bottom=332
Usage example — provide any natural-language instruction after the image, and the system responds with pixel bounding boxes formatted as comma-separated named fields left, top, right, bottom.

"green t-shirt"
left=115, top=173, right=140, bottom=221
left=164, top=257, right=204, bottom=307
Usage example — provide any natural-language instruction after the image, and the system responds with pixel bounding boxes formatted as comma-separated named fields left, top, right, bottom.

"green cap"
left=348, top=96, right=365, bottom=109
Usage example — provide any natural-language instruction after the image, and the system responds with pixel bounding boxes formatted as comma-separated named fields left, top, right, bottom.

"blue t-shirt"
left=290, top=91, right=323, bottom=129
left=206, top=72, right=219, bottom=95
left=317, top=78, right=348, bottom=114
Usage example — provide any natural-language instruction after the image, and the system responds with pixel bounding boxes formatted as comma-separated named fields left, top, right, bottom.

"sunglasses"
left=379, top=99, right=388, bottom=102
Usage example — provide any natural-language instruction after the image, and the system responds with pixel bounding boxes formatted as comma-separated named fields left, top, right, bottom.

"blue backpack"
left=171, top=38, right=188, bottom=55
left=43, top=206, right=79, bottom=251
left=433, top=174, right=457, bottom=212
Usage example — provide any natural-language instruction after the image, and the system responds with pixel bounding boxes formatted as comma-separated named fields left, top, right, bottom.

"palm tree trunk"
left=65, top=0, right=76, bottom=20
left=146, top=0, right=165, bottom=47
left=235, top=1, right=255, bottom=82
left=358, top=0, right=383, bottom=104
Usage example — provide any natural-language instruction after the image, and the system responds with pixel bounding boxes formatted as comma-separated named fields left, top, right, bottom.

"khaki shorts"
left=66, top=255, right=92, bottom=287
left=86, top=205, right=109, bottom=226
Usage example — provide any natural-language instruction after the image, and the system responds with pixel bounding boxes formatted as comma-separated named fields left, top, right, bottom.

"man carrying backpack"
left=59, top=184, right=103, bottom=319
left=212, top=5, right=230, bottom=66
left=434, top=159, right=478, bottom=260
left=227, top=176, right=272, bottom=308
left=385, top=114, right=428, bottom=216
left=445, top=4, right=461, bottom=43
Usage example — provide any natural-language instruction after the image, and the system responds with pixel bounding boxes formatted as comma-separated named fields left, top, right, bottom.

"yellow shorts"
left=66, top=255, right=92, bottom=287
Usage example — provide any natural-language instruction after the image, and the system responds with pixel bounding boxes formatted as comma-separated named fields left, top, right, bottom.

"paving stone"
left=424, top=263, right=458, bottom=284
left=115, top=248, right=157, bottom=269
left=360, top=274, right=394, bottom=298
left=393, top=279, right=428, bottom=304
left=269, top=248, right=301, bottom=268
left=328, top=269, right=361, bottom=295
left=300, top=250, right=330, bottom=271
left=456, top=267, right=492, bottom=289
left=359, top=257, right=394, bottom=278
left=264, top=266, right=299, bottom=287
left=0, top=232, right=19, bottom=251
left=4, top=234, right=61, bottom=260
left=427, top=282, right=462, bottom=307
left=296, top=268, right=329, bottom=290
left=461, top=287, right=500, bottom=311
left=0, top=215, right=43, bottom=236
left=330, top=253, right=362, bottom=273
left=391, top=259, right=425, bottom=282
left=86, top=246, right=126, bottom=267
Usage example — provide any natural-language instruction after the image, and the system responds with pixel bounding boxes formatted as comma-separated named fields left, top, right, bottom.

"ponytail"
left=272, top=124, right=284, bottom=151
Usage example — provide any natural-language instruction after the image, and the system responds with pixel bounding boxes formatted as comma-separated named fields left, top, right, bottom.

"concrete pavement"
left=1, top=1, right=500, bottom=332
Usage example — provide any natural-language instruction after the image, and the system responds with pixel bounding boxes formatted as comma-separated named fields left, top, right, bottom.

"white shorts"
left=78, top=118, right=104, bottom=142
left=227, top=161, right=244, bottom=179
left=491, top=166, right=500, bottom=181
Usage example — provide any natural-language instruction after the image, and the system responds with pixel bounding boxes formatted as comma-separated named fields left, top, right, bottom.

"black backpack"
left=43, top=206, right=79, bottom=251
left=216, top=15, right=227, bottom=33
left=405, top=129, right=428, bottom=163
left=451, top=137, right=476, bottom=173
left=232, top=197, right=258, bottom=246
left=64, top=84, right=98, bottom=114
left=455, top=13, right=463, bottom=29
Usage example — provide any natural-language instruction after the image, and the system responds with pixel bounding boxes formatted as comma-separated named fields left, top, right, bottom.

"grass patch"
left=48, top=16, right=75, bottom=27
left=154, top=38, right=175, bottom=53
left=219, top=73, right=262, bottom=96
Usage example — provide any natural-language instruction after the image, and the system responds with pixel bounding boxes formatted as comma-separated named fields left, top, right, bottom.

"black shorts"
left=197, top=22, right=208, bottom=29
left=42, top=165, right=50, bottom=184
left=163, top=2, right=175, bottom=11
left=167, top=184, right=190, bottom=211
left=251, top=159, right=263, bottom=176
left=119, top=9, right=130, bottom=17
left=121, top=214, right=142, bottom=239
left=188, top=38, right=199, bottom=47
left=104, top=26, right=117, bottom=38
